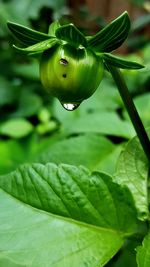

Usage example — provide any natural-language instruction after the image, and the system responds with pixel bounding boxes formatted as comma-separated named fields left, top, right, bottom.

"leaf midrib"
left=0, top=188, right=127, bottom=238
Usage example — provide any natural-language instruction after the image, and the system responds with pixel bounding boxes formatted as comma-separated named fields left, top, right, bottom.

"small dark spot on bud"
left=60, top=58, right=68, bottom=65
left=62, top=74, right=67, bottom=78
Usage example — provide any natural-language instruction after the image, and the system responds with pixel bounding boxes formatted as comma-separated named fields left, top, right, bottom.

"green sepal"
left=87, top=11, right=131, bottom=52
left=103, top=53, right=144, bottom=69
left=13, top=38, right=59, bottom=54
left=48, top=20, right=61, bottom=36
left=7, top=21, right=50, bottom=46
left=55, top=23, right=87, bottom=48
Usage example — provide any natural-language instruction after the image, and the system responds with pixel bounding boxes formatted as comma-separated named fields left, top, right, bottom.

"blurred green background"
left=0, top=0, right=150, bottom=179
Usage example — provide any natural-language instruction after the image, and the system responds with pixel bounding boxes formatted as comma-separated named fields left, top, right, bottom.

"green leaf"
left=0, top=133, right=121, bottom=176
left=11, top=92, right=42, bottom=118
left=37, top=134, right=121, bottom=174
left=87, top=11, right=131, bottom=52
left=107, top=239, right=139, bottom=267
left=55, top=110, right=135, bottom=139
left=115, top=133, right=149, bottom=220
left=103, top=53, right=144, bottom=69
left=48, top=20, right=61, bottom=36
left=0, top=132, right=65, bottom=175
left=55, top=23, right=87, bottom=47
left=0, top=161, right=139, bottom=266
left=136, top=233, right=150, bottom=267
left=97, top=145, right=123, bottom=175
left=0, top=163, right=138, bottom=234
left=0, top=118, right=33, bottom=138
left=7, top=21, right=50, bottom=46
left=13, top=38, right=58, bottom=54
left=0, top=188, right=123, bottom=267
left=123, top=93, right=150, bottom=128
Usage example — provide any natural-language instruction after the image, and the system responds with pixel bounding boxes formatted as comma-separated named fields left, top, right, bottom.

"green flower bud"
left=6, top=15, right=150, bottom=235
left=40, top=44, right=103, bottom=110
left=8, top=13, right=136, bottom=111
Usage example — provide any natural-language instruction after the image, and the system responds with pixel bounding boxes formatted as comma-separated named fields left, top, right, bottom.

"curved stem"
left=107, top=63, right=150, bottom=162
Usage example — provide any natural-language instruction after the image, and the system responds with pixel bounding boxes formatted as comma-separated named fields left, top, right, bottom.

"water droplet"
left=61, top=103, right=80, bottom=111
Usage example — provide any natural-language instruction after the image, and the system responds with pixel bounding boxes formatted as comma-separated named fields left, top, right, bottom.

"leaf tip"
left=7, top=21, right=13, bottom=31
left=120, top=10, right=130, bottom=20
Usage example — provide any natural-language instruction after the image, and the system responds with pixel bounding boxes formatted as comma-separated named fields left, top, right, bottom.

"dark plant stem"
left=107, top=63, right=150, bottom=162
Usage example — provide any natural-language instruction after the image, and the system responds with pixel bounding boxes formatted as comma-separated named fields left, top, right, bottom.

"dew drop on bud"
left=61, top=103, right=80, bottom=111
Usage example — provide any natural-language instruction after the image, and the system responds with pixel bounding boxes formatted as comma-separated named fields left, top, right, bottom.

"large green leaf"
left=0, top=163, right=138, bottom=266
left=7, top=21, right=50, bottom=46
left=115, top=133, right=149, bottom=220
left=87, top=12, right=130, bottom=52
left=0, top=163, right=138, bottom=234
left=136, top=233, right=150, bottom=267
left=0, top=188, right=123, bottom=267
left=55, top=23, right=87, bottom=48
left=103, top=53, right=144, bottom=69
left=0, top=164, right=138, bottom=266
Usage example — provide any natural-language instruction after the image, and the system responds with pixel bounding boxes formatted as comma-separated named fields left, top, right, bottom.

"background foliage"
left=0, top=0, right=150, bottom=266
